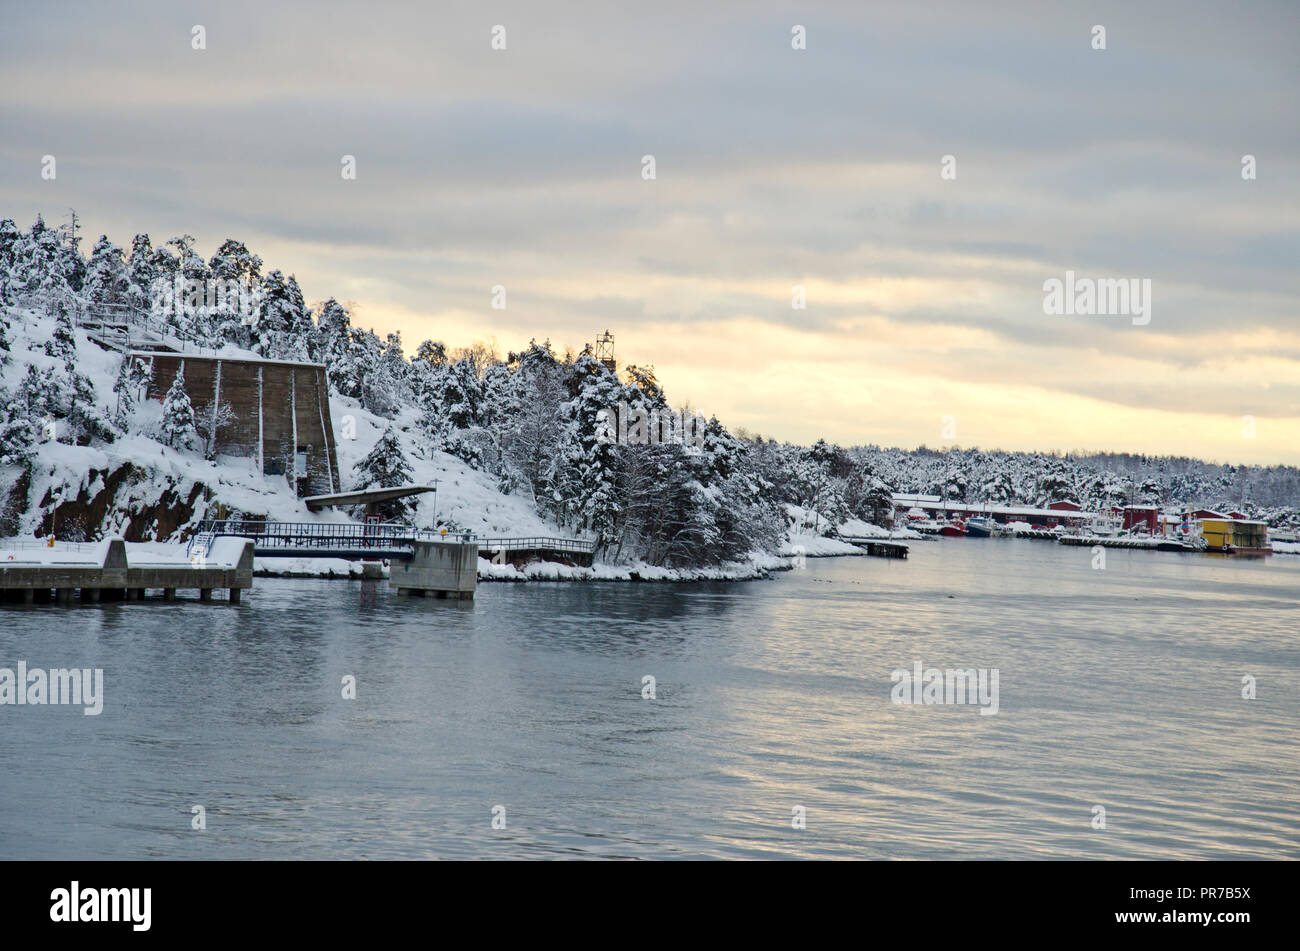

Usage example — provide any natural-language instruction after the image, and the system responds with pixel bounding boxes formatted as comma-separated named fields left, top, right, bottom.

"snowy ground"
left=0, top=537, right=245, bottom=567
left=327, top=392, right=560, bottom=538
left=254, top=557, right=379, bottom=578
left=477, top=551, right=787, bottom=583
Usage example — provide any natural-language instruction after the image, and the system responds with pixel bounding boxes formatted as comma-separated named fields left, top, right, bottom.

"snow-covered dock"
left=1058, top=535, right=1200, bottom=552
left=0, top=537, right=254, bottom=605
left=835, top=536, right=909, bottom=558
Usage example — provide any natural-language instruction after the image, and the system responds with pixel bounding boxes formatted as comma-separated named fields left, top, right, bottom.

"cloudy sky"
left=3, top=0, right=1297, bottom=463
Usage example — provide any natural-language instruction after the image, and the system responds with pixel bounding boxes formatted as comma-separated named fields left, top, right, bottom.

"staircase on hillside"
left=78, top=301, right=219, bottom=356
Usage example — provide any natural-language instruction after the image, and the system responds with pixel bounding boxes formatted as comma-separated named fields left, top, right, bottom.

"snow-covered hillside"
left=0, top=309, right=561, bottom=544
left=328, top=392, right=569, bottom=538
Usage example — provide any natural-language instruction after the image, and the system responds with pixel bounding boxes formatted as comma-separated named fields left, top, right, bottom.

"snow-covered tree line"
left=362, top=339, right=785, bottom=565
left=740, top=436, right=1300, bottom=530
left=3, top=213, right=1298, bottom=556
left=1, top=216, right=784, bottom=565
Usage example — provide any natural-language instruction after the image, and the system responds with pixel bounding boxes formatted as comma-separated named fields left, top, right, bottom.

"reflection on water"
left=1, top=539, right=1297, bottom=859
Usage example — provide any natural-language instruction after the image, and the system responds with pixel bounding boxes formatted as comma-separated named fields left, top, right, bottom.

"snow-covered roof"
left=893, top=499, right=1099, bottom=518
left=130, top=350, right=326, bottom=370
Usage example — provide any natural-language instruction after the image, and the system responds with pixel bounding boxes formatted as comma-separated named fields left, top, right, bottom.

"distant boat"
left=939, top=520, right=967, bottom=537
left=965, top=517, right=995, bottom=538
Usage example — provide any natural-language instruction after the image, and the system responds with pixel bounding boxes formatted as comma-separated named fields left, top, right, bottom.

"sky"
left=2, top=0, right=1297, bottom=464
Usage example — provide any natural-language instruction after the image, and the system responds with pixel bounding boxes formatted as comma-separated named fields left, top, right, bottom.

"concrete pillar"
left=389, top=539, right=478, bottom=599
left=163, top=588, right=176, bottom=601
left=199, top=588, right=211, bottom=602
left=22, top=589, right=34, bottom=605
left=56, top=588, right=72, bottom=605
left=229, top=588, right=241, bottom=604
left=83, top=587, right=101, bottom=603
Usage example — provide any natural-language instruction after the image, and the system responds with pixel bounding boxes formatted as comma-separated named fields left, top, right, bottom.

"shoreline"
left=251, top=534, right=886, bottom=583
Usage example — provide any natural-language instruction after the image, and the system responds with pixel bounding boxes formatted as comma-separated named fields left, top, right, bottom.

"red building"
left=1122, top=504, right=1159, bottom=533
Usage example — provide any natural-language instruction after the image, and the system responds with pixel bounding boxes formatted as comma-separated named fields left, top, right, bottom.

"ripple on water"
left=0, top=542, right=1297, bottom=858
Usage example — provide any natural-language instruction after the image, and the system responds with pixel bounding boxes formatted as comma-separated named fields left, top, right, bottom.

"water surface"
left=2, top=539, right=1297, bottom=859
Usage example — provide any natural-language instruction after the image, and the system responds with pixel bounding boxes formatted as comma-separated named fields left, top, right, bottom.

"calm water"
left=2, top=539, right=1297, bottom=860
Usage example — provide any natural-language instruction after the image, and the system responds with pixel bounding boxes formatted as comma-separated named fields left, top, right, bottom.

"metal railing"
left=80, top=302, right=220, bottom=357
left=0, top=538, right=99, bottom=553
left=196, top=521, right=597, bottom=555
left=198, top=520, right=421, bottom=550
left=480, top=536, right=597, bottom=554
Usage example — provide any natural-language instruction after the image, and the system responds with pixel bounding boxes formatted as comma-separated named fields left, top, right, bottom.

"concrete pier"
left=0, top=538, right=255, bottom=606
left=392, top=539, right=478, bottom=599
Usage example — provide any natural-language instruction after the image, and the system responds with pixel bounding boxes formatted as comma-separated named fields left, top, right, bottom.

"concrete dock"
left=0, top=537, right=255, bottom=605
left=836, top=536, right=911, bottom=559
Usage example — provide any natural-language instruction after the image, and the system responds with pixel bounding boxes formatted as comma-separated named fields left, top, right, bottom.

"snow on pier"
left=0, top=537, right=254, bottom=605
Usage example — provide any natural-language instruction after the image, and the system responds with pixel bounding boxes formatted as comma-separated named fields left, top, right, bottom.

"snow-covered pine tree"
left=160, top=362, right=196, bottom=449
left=0, top=218, right=19, bottom=271
left=317, top=298, right=360, bottom=395
left=111, top=356, right=139, bottom=431
left=415, top=375, right=451, bottom=453
left=56, top=210, right=86, bottom=292
left=44, top=309, right=77, bottom=363
left=207, top=238, right=263, bottom=347
left=126, top=233, right=157, bottom=315
left=0, top=217, right=20, bottom=308
left=15, top=364, right=57, bottom=422
left=83, top=235, right=129, bottom=313
left=0, top=400, right=36, bottom=468
left=352, top=426, right=417, bottom=521
left=414, top=339, right=448, bottom=367
left=354, top=328, right=397, bottom=416
left=251, top=269, right=293, bottom=358
left=11, top=216, right=80, bottom=319
left=164, top=235, right=208, bottom=336
left=435, top=357, right=490, bottom=467
left=65, top=369, right=113, bottom=445
left=556, top=354, right=622, bottom=547
left=282, top=274, right=315, bottom=361
left=378, top=330, right=410, bottom=398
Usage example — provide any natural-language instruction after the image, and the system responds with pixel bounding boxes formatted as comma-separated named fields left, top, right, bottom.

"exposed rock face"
left=29, top=463, right=259, bottom=543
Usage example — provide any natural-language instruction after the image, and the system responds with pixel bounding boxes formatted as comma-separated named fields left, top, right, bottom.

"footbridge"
left=194, top=521, right=597, bottom=566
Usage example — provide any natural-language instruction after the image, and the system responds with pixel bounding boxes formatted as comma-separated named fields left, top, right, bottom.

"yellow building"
left=1198, top=518, right=1269, bottom=554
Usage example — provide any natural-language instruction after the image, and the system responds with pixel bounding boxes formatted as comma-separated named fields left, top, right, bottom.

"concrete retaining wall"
left=142, top=353, right=339, bottom=496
